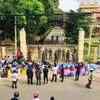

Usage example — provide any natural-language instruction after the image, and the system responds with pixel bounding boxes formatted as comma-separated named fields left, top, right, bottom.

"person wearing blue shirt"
left=12, top=60, right=18, bottom=73
left=26, top=60, right=33, bottom=84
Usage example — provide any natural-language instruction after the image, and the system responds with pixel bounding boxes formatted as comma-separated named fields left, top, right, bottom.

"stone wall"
left=0, top=44, right=77, bottom=63
left=0, top=46, right=15, bottom=58
left=28, top=44, right=77, bottom=63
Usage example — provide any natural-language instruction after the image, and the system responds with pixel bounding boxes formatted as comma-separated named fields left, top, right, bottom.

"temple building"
left=28, top=26, right=75, bottom=63
left=79, top=2, right=100, bottom=62
left=80, top=2, right=100, bottom=36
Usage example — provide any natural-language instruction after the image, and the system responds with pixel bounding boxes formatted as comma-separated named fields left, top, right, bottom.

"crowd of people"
left=0, top=56, right=97, bottom=100
left=0, top=55, right=95, bottom=89
left=0, top=55, right=97, bottom=100
left=0, top=56, right=66, bottom=87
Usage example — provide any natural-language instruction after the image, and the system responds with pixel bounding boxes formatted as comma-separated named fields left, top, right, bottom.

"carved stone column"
left=78, top=28, right=85, bottom=62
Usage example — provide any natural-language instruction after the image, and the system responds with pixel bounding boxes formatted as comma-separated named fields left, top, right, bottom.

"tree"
left=0, top=0, right=45, bottom=41
left=65, top=10, right=91, bottom=44
left=39, top=0, right=59, bottom=15
left=0, top=0, right=44, bottom=15
left=0, top=0, right=61, bottom=43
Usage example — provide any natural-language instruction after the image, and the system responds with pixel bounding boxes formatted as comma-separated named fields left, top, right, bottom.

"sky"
left=59, top=0, right=100, bottom=12
left=59, top=0, right=80, bottom=12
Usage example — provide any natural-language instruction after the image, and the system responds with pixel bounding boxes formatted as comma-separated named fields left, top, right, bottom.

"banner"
left=20, top=28, right=27, bottom=60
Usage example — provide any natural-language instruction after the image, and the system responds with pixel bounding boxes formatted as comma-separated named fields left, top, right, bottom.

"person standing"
left=43, top=65, right=49, bottom=84
left=1, top=58, right=5, bottom=67
left=35, top=64, right=41, bottom=85
left=60, top=64, right=64, bottom=82
left=51, top=63, right=58, bottom=82
left=75, top=63, right=82, bottom=81
left=12, top=70, right=18, bottom=89
left=86, top=69, right=93, bottom=89
left=26, top=60, right=33, bottom=84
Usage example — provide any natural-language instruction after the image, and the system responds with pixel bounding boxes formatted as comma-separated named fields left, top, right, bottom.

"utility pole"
left=14, top=16, right=17, bottom=55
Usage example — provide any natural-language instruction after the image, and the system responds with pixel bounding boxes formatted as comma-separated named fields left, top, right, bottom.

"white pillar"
left=2, top=47, right=6, bottom=58
left=93, top=47, right=97, bottom=62
left=20, top=28, right=27, bottom=60
left=78, top=28, right=85, bottom=62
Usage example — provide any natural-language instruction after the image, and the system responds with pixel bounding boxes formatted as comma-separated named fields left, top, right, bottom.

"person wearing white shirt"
left=12, top=70, right=18, bottom=88
left=51, top=63, right=58, bottom=82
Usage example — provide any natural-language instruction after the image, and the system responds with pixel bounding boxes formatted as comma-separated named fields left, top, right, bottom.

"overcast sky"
left=59, top=0, right=100, bottom=12
left=59, top=0, right=80, bottom=12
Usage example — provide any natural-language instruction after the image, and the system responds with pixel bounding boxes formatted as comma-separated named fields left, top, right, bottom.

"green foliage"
left=0, top=0, right=45, bottom=26
left=0, top=0, right=44, bottom=15
left=0, top=0, right=60, bottom=43
left=22, top=0, right=44, bottom=15
left=39, top=0, right=58, bottom=15
left=0, top=0, right=45, bottom=40
left=25, top=15, right=48, bottom=36
left=65, top=10, right=91, bottom=44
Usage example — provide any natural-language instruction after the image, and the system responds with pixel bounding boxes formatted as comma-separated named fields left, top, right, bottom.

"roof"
left=80, top=3, right=100, bottom=9
left=45, top=26, right=65, bottom=40
left=80, top=3, right=100, bottom=13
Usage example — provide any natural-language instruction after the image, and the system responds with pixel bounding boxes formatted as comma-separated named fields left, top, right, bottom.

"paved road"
left=0, top=76, right=100, bottom=100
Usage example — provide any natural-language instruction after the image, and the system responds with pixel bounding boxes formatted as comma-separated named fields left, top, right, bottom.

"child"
left=86, top=68, right=93, bottom=89
left=50, top=96, right=55, bottom=100
left=12, top=70, right=18, bottom=88
left=11, top=91, right=20, bottom=100
left=33, top=91, right=40, bottom=100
